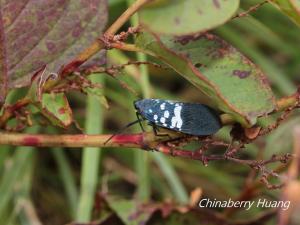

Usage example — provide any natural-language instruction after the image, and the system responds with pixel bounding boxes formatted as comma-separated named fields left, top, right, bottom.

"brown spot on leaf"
left=174, top=33, right=205, bottom=45
left=213, top=0, right=220, bottom=9
left=232, top=70, right=251, bottom=79
left=46, top=41, right=56, bottom=52
left=58, top=107, right=66, bottom=114
left=174, top=17, right=180, bottom=25
left=195, top=63, right=203, bottom=68
left=72, top=25, right=84, bottom=37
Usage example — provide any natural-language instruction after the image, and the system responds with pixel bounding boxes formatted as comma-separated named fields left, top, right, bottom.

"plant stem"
left=276, top=91, right=299, bottom=111
left=106, top=0, right=152, bottom=35
left=0, top=132, right=166, bottom=148
left=61, top=0, right=153, bottom=76
left=0, top=98, right=30, bottom=128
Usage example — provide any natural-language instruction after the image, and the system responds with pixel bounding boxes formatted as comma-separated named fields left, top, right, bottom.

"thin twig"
left=232, top=0, right=269, bottom=20
left=60, top=0, right=154, bottom=77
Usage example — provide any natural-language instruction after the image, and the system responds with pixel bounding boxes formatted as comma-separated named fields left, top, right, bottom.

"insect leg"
left=136, top=112, right=145, bottom=132
left=223, top=138, right=237, bottom=158
left=152, top=124, right=159, bottom=136
left=151, top=123, right=171, bottom=137
left=104, top=119, right=144, bottom=145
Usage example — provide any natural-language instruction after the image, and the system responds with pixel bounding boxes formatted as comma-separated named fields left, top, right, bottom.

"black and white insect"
left=134, top=99, right=222, bottom=136
left=105, top=99, right=222, bottom=144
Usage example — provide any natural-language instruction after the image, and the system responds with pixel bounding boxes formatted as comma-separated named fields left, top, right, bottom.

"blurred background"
left=1, top=0, right=300, bottom=224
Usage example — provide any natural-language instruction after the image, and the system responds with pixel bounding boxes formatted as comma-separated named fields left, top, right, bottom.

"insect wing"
left=134, top=99, right=221, bottom=136
left=179, top=104, right=221, bottom=135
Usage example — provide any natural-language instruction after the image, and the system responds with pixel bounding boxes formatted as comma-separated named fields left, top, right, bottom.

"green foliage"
left=139, top=0, right=239, bottom=35
left=39, top=93, right=73, bottom=128
left=270, top=0, right=300, bottom=26
left=135, top=30, right=276, bottom=126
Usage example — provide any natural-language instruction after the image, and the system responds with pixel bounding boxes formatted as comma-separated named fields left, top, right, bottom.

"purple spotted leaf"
left=0, top=10, right=7, bottom=105
left=135, top=30, right=276, bottom=126
left=139, top=0, right=239, bottom=35
left=0, top=0, right=108, bottom=91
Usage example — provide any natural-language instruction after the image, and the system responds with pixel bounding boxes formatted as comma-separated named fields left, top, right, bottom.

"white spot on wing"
left=154, top=114, right=158, bottom=120
left=160, top=117, right=166, bottom=123
left=149, top=109, right=153, bottom=113
left=171, top=106, right=183, bottom=129
left=160, top=103, right=166, bottom=110
left=164, top=110, right=170, bottom=118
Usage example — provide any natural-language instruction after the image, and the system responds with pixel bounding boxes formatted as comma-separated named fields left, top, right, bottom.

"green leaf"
left=83, top=86, right=109, bottom=109
left=139, top=0, right=239, bottom=35
left=105, top=196, right=206, bottom=225
left=76, top=74, right=104, bottom=222
left=270, top=0, right=300, bottom=26
left=105, top=197, right=152, bottom=225
left=149, top=212, right=199, bottom=225
left=135, top=31, right=276, bottom=126
left=40, top=93, right=73, bottom=128
left=81, top=74, right=109, bottom=109
left=265, top=117, right=300, bottom=158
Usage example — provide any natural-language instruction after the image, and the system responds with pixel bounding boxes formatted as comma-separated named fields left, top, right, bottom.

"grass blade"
left=76, top=74, right=104, bottom=221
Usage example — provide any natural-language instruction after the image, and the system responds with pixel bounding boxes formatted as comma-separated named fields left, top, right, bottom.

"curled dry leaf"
left=189, top=187, right=203, bottom=207
left=244, top=126, right=262, bottom=140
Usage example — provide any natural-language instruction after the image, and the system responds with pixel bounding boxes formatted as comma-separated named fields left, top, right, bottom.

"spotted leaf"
left=0, top=0, right=107, bottom=89
left=38, top=93, right=73, bottom=128
left=135, top=30, right=276, bottom=126
left=139, top=0, right=239, bottom=35
left=0, top=9, right=7, bottom=105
